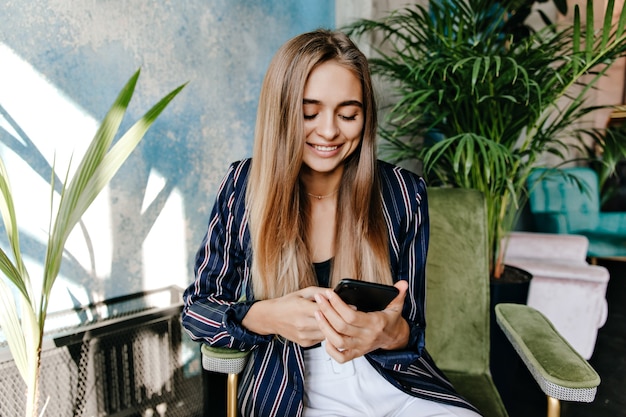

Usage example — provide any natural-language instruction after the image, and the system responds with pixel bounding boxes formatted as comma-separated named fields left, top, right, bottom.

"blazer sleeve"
left=181, top=160, right=272, bottom=350
left=368, top=164, right=429, bottom=371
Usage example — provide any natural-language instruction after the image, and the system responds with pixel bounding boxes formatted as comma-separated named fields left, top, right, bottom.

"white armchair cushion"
left=504, top=231, right=589, bottom=263
left=504, top=232, right=610, bottom=359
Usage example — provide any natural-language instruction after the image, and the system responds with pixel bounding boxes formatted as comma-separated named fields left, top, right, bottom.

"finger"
left=314, top=308, right=355, bottom=353
left=394, top=279, right=409, bottom=294
left=298, top=286, right=329, bottom=300
left=322, top=289, right=362, bottom=324
left=314, top=308, right=339, bottom=340
left=300, top=334, right=325, bottom=348
left=324, top=339, right=353, bottom=363
left=315, top=292, right=361, bottom=338
left=386, top=280, right=408, bottom=312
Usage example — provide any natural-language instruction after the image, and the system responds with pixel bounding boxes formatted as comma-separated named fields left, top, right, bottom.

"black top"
left=314, top=259, right=332, bottom=288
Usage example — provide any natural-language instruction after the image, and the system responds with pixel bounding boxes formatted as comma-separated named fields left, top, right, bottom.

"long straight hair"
left=247, top=29, right=392, bottom=300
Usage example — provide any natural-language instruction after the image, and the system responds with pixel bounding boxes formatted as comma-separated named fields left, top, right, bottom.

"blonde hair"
left=247, top=29, right=392, bottom=300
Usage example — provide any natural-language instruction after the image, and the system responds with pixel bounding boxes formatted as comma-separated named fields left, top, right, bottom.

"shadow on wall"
left=0, top=0, right=334, bottom=310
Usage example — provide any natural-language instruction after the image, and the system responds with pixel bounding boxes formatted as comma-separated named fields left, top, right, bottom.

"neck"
left=300, top=167, right=343, bottom=201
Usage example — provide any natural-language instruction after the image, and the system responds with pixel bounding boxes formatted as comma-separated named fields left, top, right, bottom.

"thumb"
left=387, top=280, right=408, bottom=311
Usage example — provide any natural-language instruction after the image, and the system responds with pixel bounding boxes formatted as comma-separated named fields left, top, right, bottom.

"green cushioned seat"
left=201, top=344, right=250, bottom=375
left=426, top=188, right=507, bottom=417
left=444, top=372, right=507, bottom=417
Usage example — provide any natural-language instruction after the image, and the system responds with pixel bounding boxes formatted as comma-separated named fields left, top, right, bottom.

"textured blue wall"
left=0, top=1, right=334, bottom=311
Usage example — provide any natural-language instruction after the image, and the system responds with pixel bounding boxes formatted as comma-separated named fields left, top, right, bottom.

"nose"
left=316, top=112, right=339, bottom=140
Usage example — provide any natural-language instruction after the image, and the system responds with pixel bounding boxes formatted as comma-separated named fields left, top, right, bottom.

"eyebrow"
left=303, top=98, right=363, bottom=108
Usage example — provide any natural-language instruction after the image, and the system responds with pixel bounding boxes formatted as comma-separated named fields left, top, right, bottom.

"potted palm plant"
left=345, top=0, right=626, bottom=280
left=345, top=0, right=626, bottom=405
left=0, top=70, right=185, bottom=417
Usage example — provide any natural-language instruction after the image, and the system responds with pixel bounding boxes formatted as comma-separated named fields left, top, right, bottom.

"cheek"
left=344, top=132, right=363, bottom=156
left=345, top=124, right=364, bottom=142
left=304, top=122, right=315, bottom=138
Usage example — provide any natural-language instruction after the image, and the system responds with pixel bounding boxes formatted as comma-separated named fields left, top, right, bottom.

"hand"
left=314, top=280, right=409, bottom=363
left=242, top=286, right=327, bottom=347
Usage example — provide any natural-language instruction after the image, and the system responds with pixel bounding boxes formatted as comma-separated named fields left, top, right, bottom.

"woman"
left=182, top=29, right=481, bottom=417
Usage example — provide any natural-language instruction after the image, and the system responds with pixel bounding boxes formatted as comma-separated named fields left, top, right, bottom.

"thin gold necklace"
left=306, top=189, right=338, bottom=200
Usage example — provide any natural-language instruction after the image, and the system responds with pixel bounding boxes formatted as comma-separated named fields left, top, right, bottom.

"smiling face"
left=301, top=60, right=364, bottom=179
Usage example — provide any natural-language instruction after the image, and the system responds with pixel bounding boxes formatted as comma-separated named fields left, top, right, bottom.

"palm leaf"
left=0, top=69, right=185, bottom=417
left=585, top=0, right=594, bottom=62
left=601, top=0, right=614, bottom=50
left=617, top=0, right=626, bottom=40
left=42, top=81, right=186, bottom=302
left=0, top=279, right=29, bottom=377
left=41, top=72, right=141, bottom=297
left=0, top=159, right=31, bottom=301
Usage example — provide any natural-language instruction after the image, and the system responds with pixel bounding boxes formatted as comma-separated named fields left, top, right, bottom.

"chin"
left=303, top=160, right=343, bottom=174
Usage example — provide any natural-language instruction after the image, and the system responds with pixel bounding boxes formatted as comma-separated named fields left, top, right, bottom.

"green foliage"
left=580, top=121, right=626, bottom=206
left=346, top=0, right=626, bottom=276
left=0, top=70, right=185, bottom=416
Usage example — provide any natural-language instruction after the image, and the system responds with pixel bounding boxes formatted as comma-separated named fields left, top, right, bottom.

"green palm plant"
left=346, top=0, right=626, bottom=278
left=0, top=70, right=185, bottom=417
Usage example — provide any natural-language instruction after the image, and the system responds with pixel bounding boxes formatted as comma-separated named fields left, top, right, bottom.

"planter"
left=489, top=265, right=532, bottom=409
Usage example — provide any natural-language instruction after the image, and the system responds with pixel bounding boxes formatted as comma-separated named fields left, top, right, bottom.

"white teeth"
left=313, top=145, right=338, bottom=151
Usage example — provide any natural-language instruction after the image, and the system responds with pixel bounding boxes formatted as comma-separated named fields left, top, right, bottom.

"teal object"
left=527, top=167, right=626, bottom=259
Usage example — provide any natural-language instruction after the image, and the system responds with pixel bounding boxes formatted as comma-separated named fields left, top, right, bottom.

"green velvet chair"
left=527, top=167, right=626, bottom=260
left=202, top=188, right=600, bottom=417
left=425, top=187, right=504, bottom=416
left=425, top=188, right=599, bottom=417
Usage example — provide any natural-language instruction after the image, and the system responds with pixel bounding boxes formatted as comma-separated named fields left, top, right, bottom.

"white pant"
left=302, top=344, right=481, bottom=417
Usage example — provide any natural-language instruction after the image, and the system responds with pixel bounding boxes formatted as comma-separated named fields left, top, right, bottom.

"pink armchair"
left=503, top=232, right=610, bottom=359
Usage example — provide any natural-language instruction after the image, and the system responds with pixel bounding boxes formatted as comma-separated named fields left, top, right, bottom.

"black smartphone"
left=333, top=278, right=399, bottom=312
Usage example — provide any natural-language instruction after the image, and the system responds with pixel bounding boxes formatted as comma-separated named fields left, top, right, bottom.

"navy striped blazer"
left=182, top=158, right=477, bottom=416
